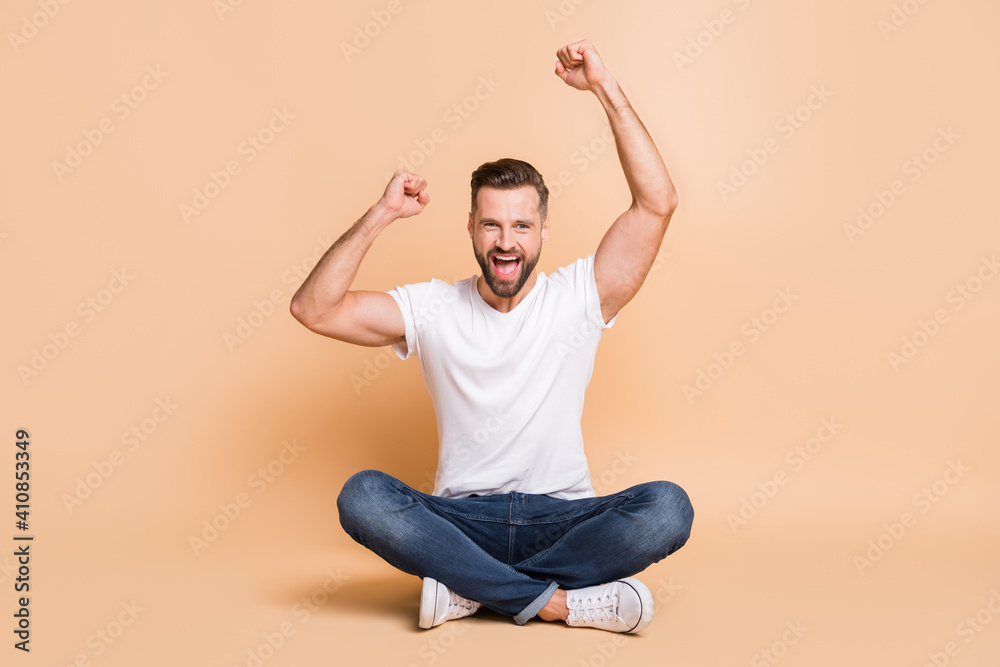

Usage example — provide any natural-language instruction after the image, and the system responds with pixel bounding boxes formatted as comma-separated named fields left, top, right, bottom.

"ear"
left=540, top=214, right=550, bottom=243
left=467, top=212, right=474, bottom=238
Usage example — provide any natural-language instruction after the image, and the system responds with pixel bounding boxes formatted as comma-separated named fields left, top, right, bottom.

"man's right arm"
left=289, top=170, right=429, bottom=347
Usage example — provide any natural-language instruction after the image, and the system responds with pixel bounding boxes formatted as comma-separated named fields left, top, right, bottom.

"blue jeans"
left=337, top=469, right=694, bottom=625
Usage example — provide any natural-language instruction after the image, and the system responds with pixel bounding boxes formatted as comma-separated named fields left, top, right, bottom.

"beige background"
left=3, top=0, right=999, bottom=665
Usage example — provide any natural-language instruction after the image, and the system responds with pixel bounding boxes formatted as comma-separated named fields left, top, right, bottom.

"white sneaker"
left=418, top=577, right=482, bottom=629
left=565, top=577, right=654, bottom=633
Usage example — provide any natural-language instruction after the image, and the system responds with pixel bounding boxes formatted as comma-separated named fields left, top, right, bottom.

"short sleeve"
left=552, top=254, right=617, bottom=330
left=386, top=285, right=419, bottom=360
left=387, top=279, right=458, bottom=360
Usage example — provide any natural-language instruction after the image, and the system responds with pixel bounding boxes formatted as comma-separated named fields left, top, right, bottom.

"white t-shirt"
left=386, top=253, right=616, bottom=500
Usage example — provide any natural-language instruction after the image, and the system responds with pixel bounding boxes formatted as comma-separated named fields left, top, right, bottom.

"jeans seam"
left=399, top=486, right=510, bottom=523
left=507, top=495, right=515, bottom=565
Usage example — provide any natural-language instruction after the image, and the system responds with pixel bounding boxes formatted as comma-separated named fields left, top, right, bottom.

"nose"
left=498, top=226, right=514, bottom=252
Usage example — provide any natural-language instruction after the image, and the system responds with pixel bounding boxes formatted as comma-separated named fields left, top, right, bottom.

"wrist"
left=592, top=75, right=627, bottom=110
left=367, top=201, right=400, bottom=229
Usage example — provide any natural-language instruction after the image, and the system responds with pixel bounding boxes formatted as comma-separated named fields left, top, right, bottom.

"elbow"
left=289, top=295, right=314, bottom=329
left=636, top=190, right=678, bottom=222
left=665, top=190, right=679, bottom=216
left=290, top=293, right=347, bottom=335
left=657, top=189, right=679, bottom=221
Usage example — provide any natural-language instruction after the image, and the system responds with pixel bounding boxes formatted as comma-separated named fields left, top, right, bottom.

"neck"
left=477, top=271, right=539, bottom=313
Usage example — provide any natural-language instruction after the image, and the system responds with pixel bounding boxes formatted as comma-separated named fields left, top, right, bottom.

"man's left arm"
left=555, top=40, right=678, bottom=324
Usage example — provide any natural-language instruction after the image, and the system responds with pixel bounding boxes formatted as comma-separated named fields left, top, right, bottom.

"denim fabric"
left=337, top=469, right=694, bottom=624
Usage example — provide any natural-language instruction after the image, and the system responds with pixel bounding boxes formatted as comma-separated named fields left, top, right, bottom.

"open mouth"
left=490, top=253, right=521, bottom=279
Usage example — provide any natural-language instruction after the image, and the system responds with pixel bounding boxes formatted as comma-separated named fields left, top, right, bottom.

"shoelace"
left=569, top=592, right=621, bottom=623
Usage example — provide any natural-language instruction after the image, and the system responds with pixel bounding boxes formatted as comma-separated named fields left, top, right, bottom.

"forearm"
left=592, top=77, right=677, bottom=217
left=290, top=204, right=394, bottom=324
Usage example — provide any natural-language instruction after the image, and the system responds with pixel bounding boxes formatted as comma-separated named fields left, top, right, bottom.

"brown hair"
left=470, top=158, right=549, bottom=221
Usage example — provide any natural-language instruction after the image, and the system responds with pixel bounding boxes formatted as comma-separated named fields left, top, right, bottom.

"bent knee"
left=640, top=480, right=695, bottom=553
left=337, top=469, right=398, bottom=526
left=650, top=481, right=694, bottom=517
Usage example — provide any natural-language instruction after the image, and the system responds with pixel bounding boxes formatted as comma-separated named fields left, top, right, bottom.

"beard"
left=473, top=244, right=542, bottom=299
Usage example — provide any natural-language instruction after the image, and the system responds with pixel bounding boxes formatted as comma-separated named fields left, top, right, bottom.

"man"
left=290, top=40, right=693, bottom=634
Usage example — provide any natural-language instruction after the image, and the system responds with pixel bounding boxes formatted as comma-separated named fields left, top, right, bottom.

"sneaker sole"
left=418, top=577, right=439, bottom=629
left=619, top=577, right=655, bottom=634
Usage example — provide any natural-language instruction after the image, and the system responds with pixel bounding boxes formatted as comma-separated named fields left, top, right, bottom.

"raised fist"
left=379, top=170, right=430, bottom=219
left=554, top=39, right=612, bottom=92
